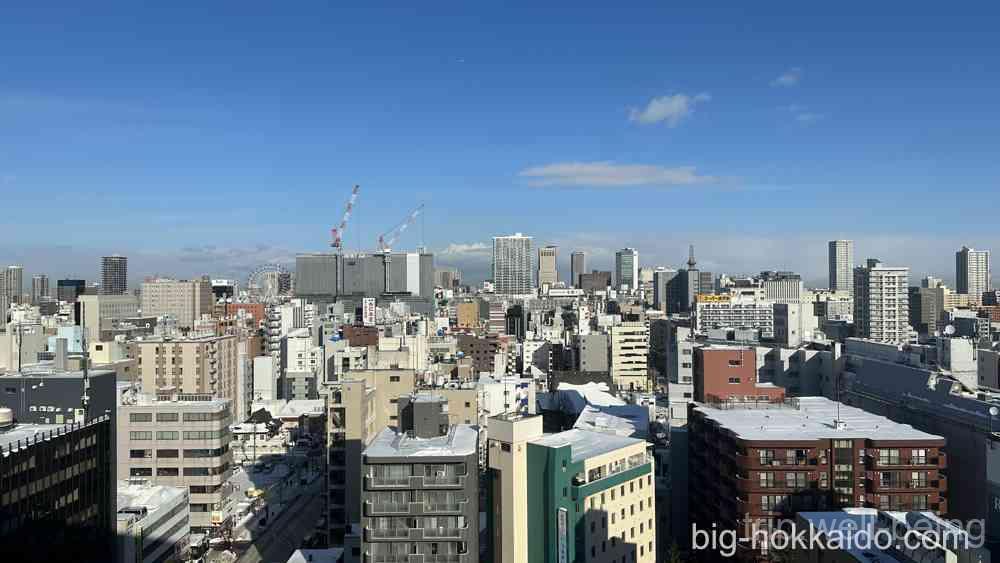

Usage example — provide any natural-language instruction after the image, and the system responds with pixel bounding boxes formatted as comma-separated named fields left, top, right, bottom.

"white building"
left=853, top=258, right=910, bottom=344
left=695, top=294, right=775, bottom=338
left=492, top=233, right=533, bottom=295
left=956, top=245, right=992, bottom=304
left=609, top=321, right=649, bottom=391
left=117, top=481, right=190, bottom=563
left=828, top=239, right=854, bottom=296
left=140, top=278, right=213, bottom=330
left=536, top=245, right=558, bottom=288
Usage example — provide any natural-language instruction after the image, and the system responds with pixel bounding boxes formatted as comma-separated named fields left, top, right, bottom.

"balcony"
left=364, top=501, right=410, bottom=515
left=423, top=526, right=466, bottom=539
left=366, top=477, right=412, bottom=489
left=365, top=528, right=410, bottom=540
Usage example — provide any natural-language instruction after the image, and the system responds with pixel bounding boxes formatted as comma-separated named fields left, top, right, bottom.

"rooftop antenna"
left=687, top=244, right=697, bottom=269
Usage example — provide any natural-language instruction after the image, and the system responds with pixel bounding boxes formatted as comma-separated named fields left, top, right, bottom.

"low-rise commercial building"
left=116, top=481, right=190, bottom=563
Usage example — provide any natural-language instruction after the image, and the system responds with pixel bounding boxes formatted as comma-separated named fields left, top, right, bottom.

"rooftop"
left=573, top=404, right=649, bottom=439
left=0, top=365, right=115, bottom=378
left=117, top=480, right=187, bottom=514
left=365, top=425, right=478, bottom=458
left=530, top=428, right=645, bottom=463
left=693, top=396, right=943, bottom=442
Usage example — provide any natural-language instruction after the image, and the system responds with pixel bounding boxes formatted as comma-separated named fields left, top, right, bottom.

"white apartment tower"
left=828, top=240, right=854, bottom=295
left=615, top=247, right=639, bottom=292
left=956, top=246, right=992, bottom=304
left=537, top=245, right=558, bottom=288
left=493, top=233, right=533, bottom=295
left=853, top=258, right=910, bottom=344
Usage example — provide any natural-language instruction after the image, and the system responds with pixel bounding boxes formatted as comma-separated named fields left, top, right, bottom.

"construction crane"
left=377, top=204, right=424, bottom=253
left=330, top=184, right=361, bottom=250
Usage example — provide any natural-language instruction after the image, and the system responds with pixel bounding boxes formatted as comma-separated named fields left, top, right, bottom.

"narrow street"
left=233, top=478, right=325, bottom=563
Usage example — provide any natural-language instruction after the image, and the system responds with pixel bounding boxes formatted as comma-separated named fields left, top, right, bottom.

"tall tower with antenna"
left=687, top=244, right=697, bottom=269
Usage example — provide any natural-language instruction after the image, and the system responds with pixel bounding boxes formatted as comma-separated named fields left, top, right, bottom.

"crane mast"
left=331, top=184, right=361, bottom=250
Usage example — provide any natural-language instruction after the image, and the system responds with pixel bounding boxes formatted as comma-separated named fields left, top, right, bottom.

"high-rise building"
left=570, top=251, right=586, bottom=289
left=614, top=248, right=639, bottom=291
left=487, top=414, right=656, bottom=563
left=101, top=255, right=128, bottom=295
left=57, top=278, right=87, bottom=303
left=537, top=245, right=558, bottom=288
left=0, top=274, right=7, bottom=324
left=140, top=277, right=213, bottom=329
left=854, top=258, right=910, bottom=343
left=29, top=274, right=49, bottom=305
left=5, top=265, right=23, bottom=304
left=828, top=240, right=854, bottom=295
left=361, top=394, right=479, bottom=563
left=956, top=245, right=992, bottom=305
left=492, top=233, right=533, bottom=295
left=134, top=335, right=241, bottom=413
left=652, top=268, right=678, bottom=312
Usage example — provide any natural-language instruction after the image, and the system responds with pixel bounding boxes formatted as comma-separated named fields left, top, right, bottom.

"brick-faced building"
left=693, top=346, right=785, bottom=404
left=689, top=397, right=947, bottom=561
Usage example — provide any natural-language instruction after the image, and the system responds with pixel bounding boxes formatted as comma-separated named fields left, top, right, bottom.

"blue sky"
left=1, top=2, right=998, bottom=284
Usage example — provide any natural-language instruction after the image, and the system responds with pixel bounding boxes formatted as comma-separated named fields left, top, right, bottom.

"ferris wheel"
left=247, top=264, right=290, bottom=302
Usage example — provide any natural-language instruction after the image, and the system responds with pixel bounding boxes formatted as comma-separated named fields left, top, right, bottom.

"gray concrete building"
left=361, top=394, right=479, bottom=563
left=102, top=255, right=128, bottom=295
left=577, top=333, right=608, bottom=373
left=828, top=239, right=854, bottom=296
left=570, top=251, right=586, bottom=289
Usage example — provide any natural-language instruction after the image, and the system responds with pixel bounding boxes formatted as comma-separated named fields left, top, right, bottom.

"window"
left=130, top=449, right=152, bottom=458
left=501, top=443, right=511, bottom=452
left=389, top=376, right=400, bottom=382
left=157, top=449, right=179, bottom=458
left=129, top=413, right=153, bottom=422
left=785, top=472, right=806, bottom=488
left=911, top=449, right=927, bottom=465
left=156, top=412, right=179, bottom=422
left=156, top=431, right=179, bottom=440
left=879, top=449, right=901, bottom=466
left=912, top=495, right=929, bottom=510
left=130, top=431, right=153, bottom=440
left=759, top=449, right=775, bottom=465
left=130, top=468, right=152, bottom=477
left=728, top=359, right=743, bottom=367
left=759, top=472, right=775, bottom=489
left=157, top=467, right=179, bottom=476
left=728, top=377, right=740, bottom=384
left=182, top=412, right=219, bottom=422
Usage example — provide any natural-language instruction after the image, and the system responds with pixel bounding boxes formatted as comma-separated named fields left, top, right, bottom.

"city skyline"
left=2, top=3, right=999, bottom=284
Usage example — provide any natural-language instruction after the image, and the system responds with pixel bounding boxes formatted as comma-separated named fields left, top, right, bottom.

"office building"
left=853, top=259, right=910, bottom=344
left=614, top=248, right=639, bottom=292
left=116, top=481, right=190, bottom=563
left=0, top=366, right=117, bottom=425
left=101, top=255, right=128, bottom=295
left=57, top=278, right=87, bottom=303
left=116, top=388, right=233, bottom=531
left=30, top=274, right=48, bottom=305
left=140, top=277, right=214, bottom=329
left=609, top=321, right=650, bottom=392
left=577, top=333, right=609, bottom=373
left=759, top=271, right=803, bottom=303
left=295, top=252, right=435, bottom=305
left=537, top=245, right=558, bottom=288
left=493, top=234, right=533, bottom=295
left=571, top=251, right=586, bottom=288
left=689, top=397, right=947, bottom=559
left=579, top=271, right=612, bottom=293
left=78, top=293, right=140, bottom=341
left=828, top=240, right=854, bottom=296
left=487, top=414, right=656, bottom=563
left=361, top=395, right=479, bottom=563
left=956, top=245, right=992, bottom=305
left=694, top=294, right=775, bottom=338
left=0, top=412, right=115, bottom=561
left=5, top=265, right=23, bottom=304
left=134, top=335, right=241, bottom=416
left=651, top=269, right=678, bottom=313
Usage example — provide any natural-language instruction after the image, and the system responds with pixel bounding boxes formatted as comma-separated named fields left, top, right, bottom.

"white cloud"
left=771, top=67, right=802, bottom=87
left=438, top=242, right=490, bottom=257
left=519, top=161, right=717, bottom=188
left=795, top=112, right=824, bottom=124
left=628, top=92, right=711, bottom=127
left=780, top=104, right=825, bottom=125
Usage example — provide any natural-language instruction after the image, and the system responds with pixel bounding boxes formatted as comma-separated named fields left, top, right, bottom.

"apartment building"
left=78, top=293, right=140, bottom=341
left=828, top=240, right=854, bottom=296
left=0, top=413, right=115, bottom=561
left=361, top=395, right=479, bottom=563
left=487, top=414, right=656, bottom=563
left=694, top=293, right=775, bottom=338
left=956, top=245, right=992, bottom=305
left=101, top=255, right=128, bottom=295
left=689, top=397, right=947, bottom=561
left=116, top=390, right=233, bottom=531
left=140, top=278, right=214, bottom=330
left=493, top=234, right=533, bottom=295
left=322, top=369, right=417, bottom=554
left=693, top=346, right=786, bottom=404
left=134, top=335, right=241, bottom=414
left=609, top=321, right=650, bottom=392
left=854, top=259, right=910, bottom=344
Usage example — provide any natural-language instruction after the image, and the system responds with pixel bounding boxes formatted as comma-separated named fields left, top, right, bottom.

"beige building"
left=140, top=277, right=213, bottom=329
left=456, top=301, right=480, bottom=330
left=537, top=245, right=558, bottom=288
left=134, top=335, right=242, bottom=415
left=488, top=415, right=656, bottom=563
left=117, top=389, right=233, bottom=530
left=78, top=294, right=140, bottom=341
left=609, top=322, right=650, bottom=391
